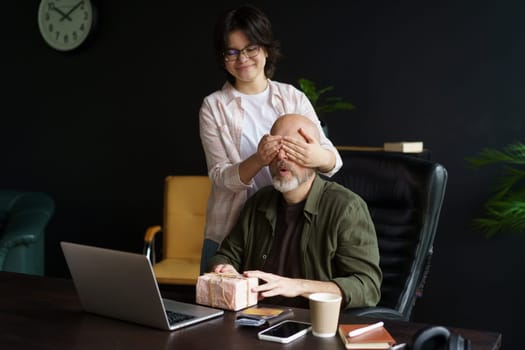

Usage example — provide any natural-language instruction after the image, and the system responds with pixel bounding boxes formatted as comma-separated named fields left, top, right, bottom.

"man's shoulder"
left=320, top=178, right=366, bottom=205
left=250, top=185, right=276, bottom=200
left=244, top=185, right=276, bottom=207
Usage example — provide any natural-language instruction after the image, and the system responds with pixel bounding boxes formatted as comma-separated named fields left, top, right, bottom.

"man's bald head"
left=268, top=114, right=319, bottom=197
left=270, top=114, right=320, bottom=142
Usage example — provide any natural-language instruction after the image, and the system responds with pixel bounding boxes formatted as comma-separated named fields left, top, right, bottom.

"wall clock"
left=38, top=0, right=96, bottom=52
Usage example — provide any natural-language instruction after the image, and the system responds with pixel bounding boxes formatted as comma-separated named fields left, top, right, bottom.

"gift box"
left=196, top=273, right=258, bottom=311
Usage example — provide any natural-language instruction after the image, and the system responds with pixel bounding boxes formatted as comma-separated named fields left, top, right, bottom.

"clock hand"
left=49, top=3, right=72, bottom=22
left=59, top=0, right=85, bottom=22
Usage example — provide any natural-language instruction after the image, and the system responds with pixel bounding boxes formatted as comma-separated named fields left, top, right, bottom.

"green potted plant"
left=466, top=142, right=525, bottom=237
left=297, top=78, right=354, bottom=136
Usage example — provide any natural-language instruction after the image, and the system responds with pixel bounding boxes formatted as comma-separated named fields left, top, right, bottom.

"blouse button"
left=262, top=254, right=267, bottom=260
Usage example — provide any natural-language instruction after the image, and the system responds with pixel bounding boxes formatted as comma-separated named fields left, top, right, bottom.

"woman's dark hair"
left=213, top=5, right=281, bottom=84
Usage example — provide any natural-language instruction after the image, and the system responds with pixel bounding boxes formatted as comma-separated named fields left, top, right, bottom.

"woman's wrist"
left=239, top=154, right=266, bottom=184
left=318, top=149, right=336, bottom=173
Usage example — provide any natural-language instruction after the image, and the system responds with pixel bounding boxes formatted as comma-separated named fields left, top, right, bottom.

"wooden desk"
left=336, top=145, right=431, bottom=160
left=0, top=272, right=501, bottom=350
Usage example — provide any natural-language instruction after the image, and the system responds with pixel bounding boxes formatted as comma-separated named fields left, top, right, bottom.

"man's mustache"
left=276, top=160, right=290, bottom=171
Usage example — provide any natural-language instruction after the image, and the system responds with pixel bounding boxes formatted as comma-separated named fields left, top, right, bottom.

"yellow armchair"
left=143, top=176, right=210, bottom=285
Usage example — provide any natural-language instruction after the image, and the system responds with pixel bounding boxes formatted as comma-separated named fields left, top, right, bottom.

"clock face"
left=38, top=0, right=94, bottom=51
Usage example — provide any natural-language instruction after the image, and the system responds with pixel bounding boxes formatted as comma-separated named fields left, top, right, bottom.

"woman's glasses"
left=223, top=45, right=260, bottom=62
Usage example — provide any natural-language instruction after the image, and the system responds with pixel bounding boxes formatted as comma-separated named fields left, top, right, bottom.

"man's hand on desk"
left=212, top=264, right=239, bottom=274
left=243, top=270, right=342, bottom=300
left=244, top=270, right=300, bottom=299
left=210, top=266, right=343, bottom=300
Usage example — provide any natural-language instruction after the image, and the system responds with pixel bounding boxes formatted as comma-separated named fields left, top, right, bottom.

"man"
left=208, top=114, right=381, bottom=309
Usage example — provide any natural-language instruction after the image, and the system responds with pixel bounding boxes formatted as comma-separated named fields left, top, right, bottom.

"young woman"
left=199, top=5, right=342, bottom=273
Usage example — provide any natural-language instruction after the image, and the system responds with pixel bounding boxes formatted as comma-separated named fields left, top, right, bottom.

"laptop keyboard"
left=166, top=310, right=195, bottom=325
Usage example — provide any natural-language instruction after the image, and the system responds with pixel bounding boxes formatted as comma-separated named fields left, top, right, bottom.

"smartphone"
left=257, top=320, right=311, bottom=343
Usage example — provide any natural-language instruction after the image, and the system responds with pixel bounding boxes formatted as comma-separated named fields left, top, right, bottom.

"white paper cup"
left=308, top=292, right=342, bottom=337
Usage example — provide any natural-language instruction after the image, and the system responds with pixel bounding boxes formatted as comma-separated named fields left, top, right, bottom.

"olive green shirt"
left=208, top=175, right=382, bottom=309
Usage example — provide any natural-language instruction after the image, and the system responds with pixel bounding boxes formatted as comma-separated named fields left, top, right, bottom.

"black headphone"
left=410, top=326, right=472, bottom=350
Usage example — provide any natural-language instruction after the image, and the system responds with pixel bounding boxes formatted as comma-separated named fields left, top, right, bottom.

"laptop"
left=60, top=241, right=224, bottom=331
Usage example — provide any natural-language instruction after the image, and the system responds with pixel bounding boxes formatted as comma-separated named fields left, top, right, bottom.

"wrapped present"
left=196, top=273, right=258, bottom=311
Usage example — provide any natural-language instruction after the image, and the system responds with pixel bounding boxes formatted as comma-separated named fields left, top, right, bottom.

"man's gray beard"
left=272, top=169, right=314, bottom=193
left=272, top=176, right=300, bottom=193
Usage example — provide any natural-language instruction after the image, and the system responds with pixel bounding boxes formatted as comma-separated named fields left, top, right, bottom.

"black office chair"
left=331, top=150, right=448, bottom=321
left=0, top=191, right=55, bottom=276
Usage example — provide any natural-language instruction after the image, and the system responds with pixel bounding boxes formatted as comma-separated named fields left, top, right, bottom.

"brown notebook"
left=338, top=324, right=396, bottom=349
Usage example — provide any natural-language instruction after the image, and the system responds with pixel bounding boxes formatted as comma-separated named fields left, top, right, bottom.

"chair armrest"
left=0, top=193, right=54, bottom=246
left=143, top=225, right=162, bottom=264
left=344, top=306, right=406, bottom=321
left=0, top=192, right=54, bottom=268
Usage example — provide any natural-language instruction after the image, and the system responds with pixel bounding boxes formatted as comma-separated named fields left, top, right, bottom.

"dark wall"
left=4, top=1, right=524, bottom=348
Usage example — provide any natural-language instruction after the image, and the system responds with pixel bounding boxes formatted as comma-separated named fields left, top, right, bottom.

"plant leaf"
left=467, top=142, right=525, bottom=167
left=467, top=142, right=525, bottom=237
left=297, top=78, right=354, bottom=117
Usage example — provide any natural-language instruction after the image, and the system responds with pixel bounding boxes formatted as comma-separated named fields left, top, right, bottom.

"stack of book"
left=338, top=322, right=396, bottom=349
